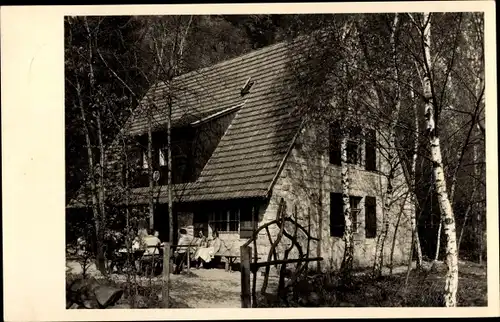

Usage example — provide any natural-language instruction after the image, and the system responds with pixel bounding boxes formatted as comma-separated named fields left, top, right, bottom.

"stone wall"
left=254, top=123, right=414, bottom=272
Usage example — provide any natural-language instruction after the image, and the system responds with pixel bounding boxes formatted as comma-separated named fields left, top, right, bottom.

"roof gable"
left=125, top=40, right=301, bottom=202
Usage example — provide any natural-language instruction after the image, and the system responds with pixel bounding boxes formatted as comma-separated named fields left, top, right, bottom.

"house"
left=68, top=38, right=413, bottom=270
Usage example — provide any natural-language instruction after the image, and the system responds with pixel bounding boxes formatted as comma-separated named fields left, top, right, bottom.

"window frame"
left=349, top=196, right=362, bottom=233
left=209, top=208, right=240, bottom=233
left=330, top=193, right=363, bottom=237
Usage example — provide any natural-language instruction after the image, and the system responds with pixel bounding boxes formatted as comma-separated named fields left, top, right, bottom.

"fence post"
left=240, top=245, right=251, bottom=308
left=162, top=242, right=170, bottom=308
left=187, top=246, right=190, bottom=273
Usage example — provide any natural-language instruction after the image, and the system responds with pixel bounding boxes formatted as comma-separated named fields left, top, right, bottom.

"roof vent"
left=240, top=77, right=255, bottom=97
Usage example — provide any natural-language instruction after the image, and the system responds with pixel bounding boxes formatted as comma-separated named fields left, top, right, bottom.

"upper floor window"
left=365, top=129, right=377, bottom=171
left=329, top=123, right=376, bottom=171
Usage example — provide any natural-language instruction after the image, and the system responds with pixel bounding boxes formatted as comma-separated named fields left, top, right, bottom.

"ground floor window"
left=209, top=208, right=240, bottom=233
left=205, top=205, right=258, bottom=237
left=330, top=193, right=363, bottom=237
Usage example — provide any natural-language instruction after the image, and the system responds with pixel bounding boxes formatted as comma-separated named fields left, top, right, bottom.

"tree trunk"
left=77, top=91, right=105, bottom=273
left=340, top=136, right=353, bottom=275
left=316, top=186, right=323, bottom=273
left=434, top=217, right=442, bottom=262
left=167, top=97, right=174, bottom=244
left=95, top=109, right=107, bottom=273
left=148, top=102, right=154, bottom=232
left=410, top=82, right=423, bottom=268
left=421, top=12, right=459, bottom=307
left=474, top=143, right=484, bottom=265
left=373, top=14, right=400, bottom=278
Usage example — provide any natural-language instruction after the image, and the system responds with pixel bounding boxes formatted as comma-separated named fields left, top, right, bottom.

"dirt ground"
left=66, top=260, right=279, bottom=308
left=66, top=259, right=487, bottom=308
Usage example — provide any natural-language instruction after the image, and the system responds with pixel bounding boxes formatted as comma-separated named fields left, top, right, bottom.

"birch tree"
left=411, top=12, right=459, bottom=307
left=370, top=14, right=403, bottom=278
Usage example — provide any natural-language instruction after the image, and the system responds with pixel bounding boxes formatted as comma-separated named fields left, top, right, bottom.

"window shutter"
left=365, top=129, right=377, bottom=171
left=365, top=196, right=377, bottom=238
left=330, top=193, right=344, bottom=237
left=329, top=124, right=341, bottom=165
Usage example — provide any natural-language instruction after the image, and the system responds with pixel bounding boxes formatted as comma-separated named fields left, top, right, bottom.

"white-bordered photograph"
left=1, top=2, right=498, bottom=321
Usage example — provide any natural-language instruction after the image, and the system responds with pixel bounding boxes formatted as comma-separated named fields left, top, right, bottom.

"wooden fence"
left=239, top=198, right=323, bottom=308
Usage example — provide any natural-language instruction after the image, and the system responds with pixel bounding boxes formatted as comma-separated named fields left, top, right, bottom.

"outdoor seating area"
left=86, top=225, right=251, bottom=277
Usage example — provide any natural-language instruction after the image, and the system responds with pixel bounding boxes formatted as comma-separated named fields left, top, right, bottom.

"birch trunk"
left=340, top=136, right=353, bottom=274
left=421, top=12, right=459, bottom=307
left=434, top=218, right=442, bottom=262
left=410, top=82, right=423, bottom=268
left=373, top=14, right=400, bottom=278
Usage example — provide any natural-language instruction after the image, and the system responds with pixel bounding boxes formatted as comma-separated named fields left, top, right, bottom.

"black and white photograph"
left=62, top=10, right=489, bottom=309
left=1, top=2, right=497, bottom=320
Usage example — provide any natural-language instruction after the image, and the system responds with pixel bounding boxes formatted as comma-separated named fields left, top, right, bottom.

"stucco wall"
left=255, top=123, right=414, bottom=271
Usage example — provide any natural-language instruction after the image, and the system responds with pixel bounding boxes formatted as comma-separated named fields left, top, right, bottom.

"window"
left=329, top=124, right=341, bottom=165
left=228, top=209, right=239, bottom=232
left=240, top=206, right=257, bottom=238
left=209, top=208, right=240, bottom=233
left=329, top=124, right=362, bottom=165
left=365, top=129, right=377, bottom=171
left=365, top=196, right=377, bottom=238
left=346, top=140, right=359, bottom=164
left=347, top=127, right=362, bottom=165
left=350, top=196, right=362, bottom=232
left=330, top=193, right=362, bottom=237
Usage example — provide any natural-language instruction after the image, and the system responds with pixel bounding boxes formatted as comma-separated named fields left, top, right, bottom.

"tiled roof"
left=125, top=40, right=302, bottom=202
left=69, top=39, right=304, bottom=207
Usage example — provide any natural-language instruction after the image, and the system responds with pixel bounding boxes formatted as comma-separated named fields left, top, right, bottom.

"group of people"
left=173, top=228, right=221, bottom=274
left=73, top=224, right=223, bottom=275
left=131, top=228, right=162, bottom=255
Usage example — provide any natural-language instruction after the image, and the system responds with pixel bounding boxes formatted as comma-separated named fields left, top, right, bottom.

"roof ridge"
left=173, top=40, right=289, bottom=82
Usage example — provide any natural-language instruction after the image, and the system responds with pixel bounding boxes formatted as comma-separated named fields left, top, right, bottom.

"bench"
left=214, top=242, right=260, bottom=272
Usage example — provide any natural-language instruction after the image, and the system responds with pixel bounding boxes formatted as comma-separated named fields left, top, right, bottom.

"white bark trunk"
left=410, top=82, right=423, bottom=268
left=373, top=14, right=400, bottom=278
left=421, top=13, right=459, bottom=307
left=340, top=136, right=353, bottom=274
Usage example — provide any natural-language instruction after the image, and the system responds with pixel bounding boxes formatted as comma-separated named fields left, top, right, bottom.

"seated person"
left=193, top=231, right=221, bottom=269
left=193, top=230, right=207, bottom=247
left=173, top=228, right=194, bottom=274
left=143, top=230, right=162, bottom=256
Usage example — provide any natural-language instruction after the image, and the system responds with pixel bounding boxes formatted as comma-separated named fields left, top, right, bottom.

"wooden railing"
left=239, top=198, right=323, bottom=308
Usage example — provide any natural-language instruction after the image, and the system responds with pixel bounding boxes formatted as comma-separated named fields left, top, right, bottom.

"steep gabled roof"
left=129, top=40, right=302, bottom=202
left=69, top=39, right=303, bottom=207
